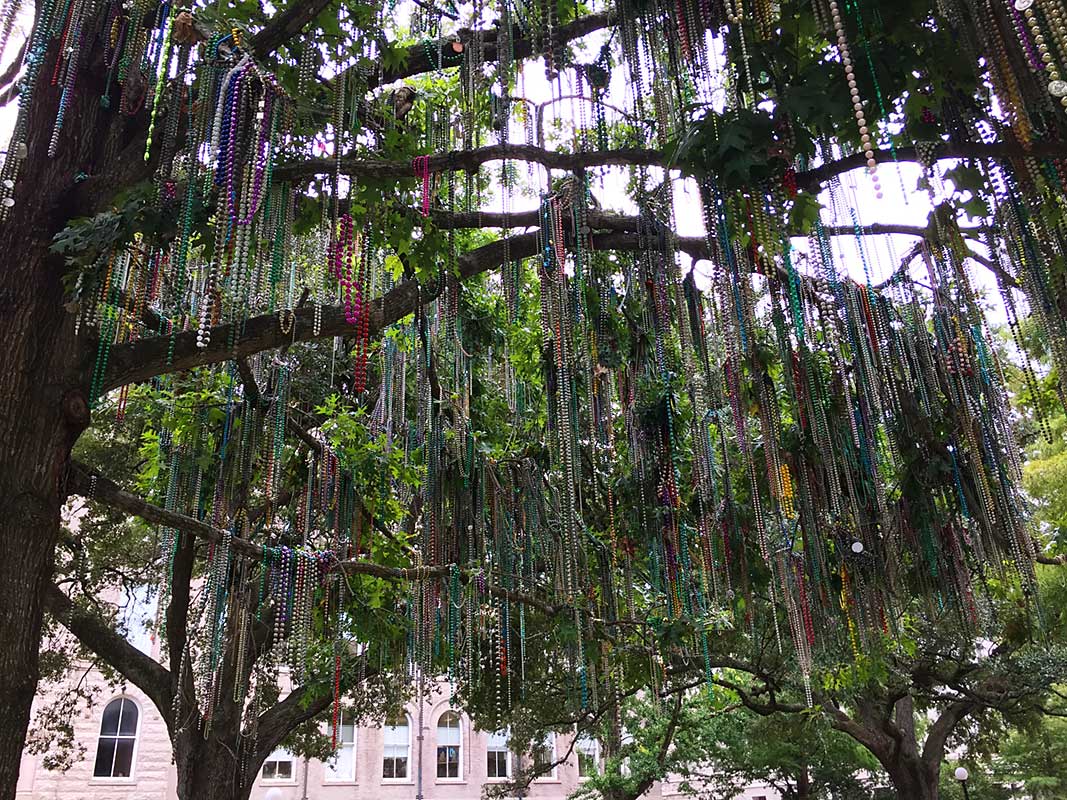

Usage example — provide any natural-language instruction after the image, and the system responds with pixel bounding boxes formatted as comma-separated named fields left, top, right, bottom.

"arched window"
left=576, top=735, right=601, bottom=778
left=532, top=732, right=557, bottom=781
left=486, top=729, right=510, bottom=780
left=93, top=697, right=139, bottom=778
left=436, top=711, right=462, bottom=780
left=382, top=713, right=411, bottom=780
left=324, top=712, right=357, bottom=783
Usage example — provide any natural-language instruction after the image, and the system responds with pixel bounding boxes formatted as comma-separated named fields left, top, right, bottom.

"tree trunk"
left=173, top=729, right=257, bottom=800
left=885, top=754, right=940, bottom=800
left=0, top=127, right=89, bottom=800
left=0, top=25, right=149, bottom=792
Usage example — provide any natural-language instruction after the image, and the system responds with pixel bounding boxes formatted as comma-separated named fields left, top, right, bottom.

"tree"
left=674, top=708, right=878, bottom=800
left=575, top=692, right=880, bottom=800
left=2, top=0, right=1067, bottom=796
left=993, top=698, right=1067, bottom=799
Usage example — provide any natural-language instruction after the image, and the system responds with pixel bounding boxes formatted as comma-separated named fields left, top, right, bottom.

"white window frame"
left=576, top=734, right=601, bottom=780
left=381, top=713, right=412, bottom=783
left=323, top=711, right=357, bottom=784
left=91, top=695, right=141, bottom=783
left=436, top=710, right=464, bottom=782
left=532, top=732, right=558, bottom=782
left=260, top=748, right=297, bottom=785
left=486, top=729, right=511, bottom=782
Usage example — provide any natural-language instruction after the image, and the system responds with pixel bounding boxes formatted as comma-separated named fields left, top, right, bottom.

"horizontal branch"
left=70, top=461, right=561, bottom=613
left=102, top=229, right=541, bottom=391
left=104, top=197, right=1022, bottom=392
left=362, top=11, right=615, bottom=92
left=796, top=140, right=1067, bottom=192
left=275, top=142, right=664, bottom=183
left=279, top=138, right=1067, bottom=194
left=68, top=461, right=237, bottom=548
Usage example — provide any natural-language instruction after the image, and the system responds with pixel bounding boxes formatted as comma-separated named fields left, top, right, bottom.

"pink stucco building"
left=14, top=661, right=779, bottom=800
left=14, top=662, right=632, bottom=800
left=14, top=591, right=774, bottom=800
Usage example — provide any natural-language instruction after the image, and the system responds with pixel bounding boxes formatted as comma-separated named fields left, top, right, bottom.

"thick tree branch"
left=275, top=142, right=664, bottom=182
left=236, top=357, right=262, bottom=407
left=71, top=459, right=560, bottom=613
left=102, top=231, right=541, bottom=390
left=102, top=201, right=1017, bottom=394
left=165, top=531, right=196, bottom=709
left=253, top=683, right=332, bottom=764
left=279, top=140, right=1067, bottom=192
left=717, top=674, right=896, bottom=764
left=360, top=11, right=615, bottom=92
left=921, top=699, right=977, bottom=769
left=249, top=0, right=335, bottom=59
left=0, top=39, right=26, bottom=93
left=1036, top=552, right=1067, bottom=565
left=796, top=141, right=1067, bottom=192
left=43, top=584, right=173, bottom=722
left=68, top=461, right=238, bottom=550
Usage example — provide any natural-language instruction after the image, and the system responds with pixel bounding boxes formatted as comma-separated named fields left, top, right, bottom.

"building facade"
left=14, top=663, right=659, bottom=800
left=14, top=663, right=783, bottom=800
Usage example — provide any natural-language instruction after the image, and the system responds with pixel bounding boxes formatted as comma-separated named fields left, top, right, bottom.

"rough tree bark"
left=825, top=694, right=972, bottom=800
left=0, top=1, right=322, bottom=790
left=0, top=34, right=154, bottom=794
left=46, top=562, right=333, bottom=800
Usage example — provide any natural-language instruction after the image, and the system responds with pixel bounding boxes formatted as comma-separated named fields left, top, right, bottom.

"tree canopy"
left=2, top=0, right=1067, bottom=797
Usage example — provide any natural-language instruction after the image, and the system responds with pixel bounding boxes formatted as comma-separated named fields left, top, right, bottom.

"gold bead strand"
left=1043, top=0, right=1067, bottom=105
left=828, top=0, right=883, bottom=198
left=1016, top=0, right=1067, bottom=109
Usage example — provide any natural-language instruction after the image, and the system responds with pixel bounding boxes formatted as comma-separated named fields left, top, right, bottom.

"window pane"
left=487, top=750, right=508, bottom=778
left=533, top=735, right=555, bottom=775
left=100, top=701, right=122, bottom=736
left=326, top=744, right=355, bottom=781
left=487, top=730, right=508, bottom=749
left=277, top=760, right=292, bottom=780
left=113, top=739, right=134, bottom=777
left=117, top=700, right=138, bottom=736
left=384, top=719, right=409, bottom=747
left=263, top=762, right=277, bottom=780
left=437, top=746, right=459, bottom=778
left=341, top=720, right=356, bottom=745
left=384, top=757, right=408, bottom=779
left=577, top=737, right=599, bottom=777
left=578, top=751, right=598, bottom=777
left=437, top=713, right=461, bottom=745
left=93, top=738, right=116, bottom=778
left=533, top=746, right=548, bottom=768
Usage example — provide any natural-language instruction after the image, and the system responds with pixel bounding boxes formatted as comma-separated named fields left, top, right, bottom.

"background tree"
left=574, top=691, right=880, bottom=800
